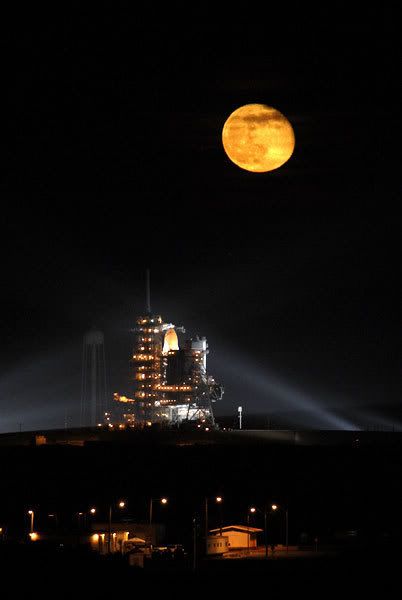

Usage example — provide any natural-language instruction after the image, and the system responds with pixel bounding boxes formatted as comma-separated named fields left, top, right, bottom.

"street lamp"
left=249, top=504, right=277, bottom=559
left=149, top=497, right=168, bottom=525
left=28, top=510, right=34, bottom=534
left=47, top=513, right=59, bottom=531
left=271, top=503, right=289, bottom=553
left=205, top=496, right=223, bottom=554
left=108, top=500, right=126, bottom=554
left=247, top=506, right=257, bottom=554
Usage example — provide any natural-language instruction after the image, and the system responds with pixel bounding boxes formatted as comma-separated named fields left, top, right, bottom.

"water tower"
left=80, top=328, right=108, bottom=426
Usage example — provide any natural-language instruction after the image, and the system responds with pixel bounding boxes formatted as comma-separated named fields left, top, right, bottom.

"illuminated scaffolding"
left=114, top=271, right=223, bottom=426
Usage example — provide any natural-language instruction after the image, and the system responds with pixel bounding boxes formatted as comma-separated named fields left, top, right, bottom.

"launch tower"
left=114, top=271, right=223, bottom=427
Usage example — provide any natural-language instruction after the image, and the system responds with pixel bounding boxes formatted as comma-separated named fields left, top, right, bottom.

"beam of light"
left=0, top=346, right=81, bottom=433
left=211, top=348, right=359, bottom=430
left=347, top=407, right=402, bottom=432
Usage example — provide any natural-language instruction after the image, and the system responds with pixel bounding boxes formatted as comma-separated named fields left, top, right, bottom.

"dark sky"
left=2, top=7, right=401, bottom=431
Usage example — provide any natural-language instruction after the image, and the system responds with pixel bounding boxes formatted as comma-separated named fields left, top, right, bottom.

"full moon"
left=222, top=104, right=295, bottom=172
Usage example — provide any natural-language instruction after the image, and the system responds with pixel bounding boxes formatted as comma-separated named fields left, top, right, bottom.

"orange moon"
left=222, top=104, right=295, bottom=172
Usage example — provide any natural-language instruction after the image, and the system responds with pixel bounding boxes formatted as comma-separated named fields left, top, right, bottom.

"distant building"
left=209, top=525, right=263, bottom=549
left=90, top=522, right=165, bottom=553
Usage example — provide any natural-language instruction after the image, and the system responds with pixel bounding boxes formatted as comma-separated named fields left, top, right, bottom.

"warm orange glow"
left=161, top=497, right=168, bottom=505
left=271, top=504, right=278, bottom=511
left=132, top=354, right=154, bottom=361
left=155, top=384, right=192, bottom=392
left=216, top=496, right=223, bottom=503
left=90, top=508, right=96, bottom=514
left=222, top=104, right=295, bottom=172
left=250, top=507, right=256, bottom=513
left=92, top=534, right=99, bottom=542
left=163, top=328, right=179, bottom=354
left=29, top=532, right=39, bottom=541
left=119, top=501, right=126, bottom=508
left=114, top=393, right=135, bottom=403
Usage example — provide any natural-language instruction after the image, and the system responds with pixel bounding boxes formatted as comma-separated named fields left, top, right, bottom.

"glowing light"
left=92, top=534, right=99, bottom=542
left=90, top=508, right=96, bottom=514
left=250, top=507, right=256, bottom=513
left=216, top=496, right=223, bottom=503
left=29, top=532, right=39, bottom=541
left=163, top=328, right=179, bottom=354
left=222, top=104, right=295, bottom=172
left=115, top=394, right=135, bottom=404
left=119, top=501, right=126, bottom=508
left=271, top=504, right=278, bottom=511
left=161, top=498, right=168, bottom=505
left=155, top=384, right=192, bottom=392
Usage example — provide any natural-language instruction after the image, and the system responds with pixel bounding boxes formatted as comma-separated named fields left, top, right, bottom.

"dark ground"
left=0, top=541, right=399, bottom=597
left=2, top=433, right=402, bottom=542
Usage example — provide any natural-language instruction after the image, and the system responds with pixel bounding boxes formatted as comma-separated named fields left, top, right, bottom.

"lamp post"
left=108, top=500, right=126, bottom=554
left=192, top=514, right=198, bottom=571
left=249, top=504, right=277, bottom=559
left=149, top=497, right=168, bottom=525
left=205, top=496, right=223, bottom=555
left=47, top=513, right=58, bottom=531
left=28, top=510, right=34, bottom=534
left=76, top=512, right=84, bottom=529
left=248, top=506, right=257, bottom=554
left=286, top=508, right=289, bottom=554
left=271, top=503, right=288, bottom=553
left=247, top=512, right=250, bottom=554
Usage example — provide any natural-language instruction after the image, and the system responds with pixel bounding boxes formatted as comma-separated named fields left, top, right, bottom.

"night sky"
left=2, top=7, right=400, bottom=432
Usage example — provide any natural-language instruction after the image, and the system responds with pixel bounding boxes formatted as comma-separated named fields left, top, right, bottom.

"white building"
left=207, top=535, right=230, bottom=555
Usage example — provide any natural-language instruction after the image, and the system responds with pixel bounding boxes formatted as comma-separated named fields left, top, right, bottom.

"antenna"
left=146, top=268, right=151, bottom=314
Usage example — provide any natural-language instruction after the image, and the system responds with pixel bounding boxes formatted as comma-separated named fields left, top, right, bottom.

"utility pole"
left=192, top=515, right=198, bottom=571
left=204, top=497, right=208, bottom=555
left=286, top=509, right=289, bottom=554
left=108, top=505, right=112, bottom=554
